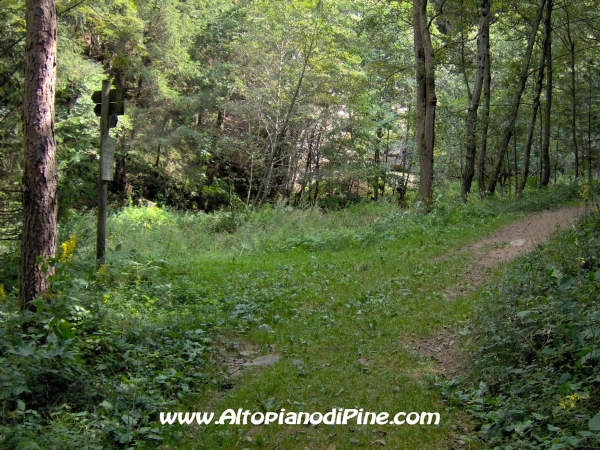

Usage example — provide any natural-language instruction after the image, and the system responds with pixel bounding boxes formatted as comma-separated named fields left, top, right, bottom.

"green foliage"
left=0, top=182, right=582, bottom=447
left=441, top=206, right=600, bottom=449
left=0, top=240, right=226, bottom=448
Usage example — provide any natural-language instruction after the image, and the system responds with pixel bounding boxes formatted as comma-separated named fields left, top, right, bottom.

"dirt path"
left=416, top=205, right=584, bottom=376
left=440, top=205, right=583, bottom=301
left=464, top=205, right=582, bottom=267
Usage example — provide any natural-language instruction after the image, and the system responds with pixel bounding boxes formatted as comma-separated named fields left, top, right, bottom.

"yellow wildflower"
left=0, top=284, right=6, bottom=302
left=97, top=264, right=108, bottom=275
left=559, top=393, right=582, bottom=409
left=60, top=235, right=77, bottom=263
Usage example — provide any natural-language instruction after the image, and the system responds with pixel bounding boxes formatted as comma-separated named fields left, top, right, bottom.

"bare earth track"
left=415, top=205, right=583, bottom=376
left=464, top=206, right=582, bottom=267
left=410, top=206, right=585, bottom=448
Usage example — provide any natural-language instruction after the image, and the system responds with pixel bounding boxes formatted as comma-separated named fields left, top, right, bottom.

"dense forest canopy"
left=2, top=0, right=600, bottom=225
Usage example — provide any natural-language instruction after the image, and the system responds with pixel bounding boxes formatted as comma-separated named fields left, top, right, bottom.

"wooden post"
left=96, top=79, right=110, bottom=266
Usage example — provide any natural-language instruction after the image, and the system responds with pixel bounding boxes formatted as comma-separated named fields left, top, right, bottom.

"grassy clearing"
left=0, top=183, right=582, bottom=449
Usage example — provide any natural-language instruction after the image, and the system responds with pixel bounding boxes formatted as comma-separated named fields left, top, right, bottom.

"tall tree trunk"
left=254, top=34, right=316, bottom=207
left=20, top=0, right=58, bottom=310
left=296, top=129, right=315, bottom=204
left=587, top=75, right=593, bottom=181
left=515, top=11, right=550, bottom=195
left=570, top=44, right=579, bottom=178
left=373, top=127, right=382, bottom=201
left=461, top=0, right=490, bottom=201
left=517, top=5, right=551, bottom=195
left=313, top=141, right=320, bottom=204
left=413, top=0, right=437, bottom=208
left=477, top=15, right=491, bottom=197
left=557, top=6, right=579, bottom=178
left=540, top=0, right=553, bottom=186
left=487, top=0, right=546, bottom=194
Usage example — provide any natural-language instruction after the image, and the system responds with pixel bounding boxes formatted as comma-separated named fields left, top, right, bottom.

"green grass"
left=162, top=219, right=511, bottom=449
left=0, top=182, right=583, bottom=449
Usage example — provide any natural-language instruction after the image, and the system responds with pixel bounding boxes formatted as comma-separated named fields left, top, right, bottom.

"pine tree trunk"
left=20, top=0, right=58, bottom=310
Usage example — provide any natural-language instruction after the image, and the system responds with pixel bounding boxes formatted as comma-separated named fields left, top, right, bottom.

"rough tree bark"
left=20, top=0, right=58, bottom=310
left=540, top=0, right=552, bottom=187
left=461, top=0, right=490, bottom=201
left=476, top=10, right=491, bottom=197
left=413, top=0, right=436, bottom=208
left=487, top=0, right=546, bottom=194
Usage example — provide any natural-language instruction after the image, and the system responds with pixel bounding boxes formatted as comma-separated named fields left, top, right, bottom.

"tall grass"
left=58, top=181, right=580, bottom=265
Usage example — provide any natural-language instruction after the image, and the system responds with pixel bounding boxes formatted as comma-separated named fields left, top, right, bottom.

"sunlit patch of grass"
left=0, top=183, right=580, bottom=448
left=162, top=191, right=579, bottom=448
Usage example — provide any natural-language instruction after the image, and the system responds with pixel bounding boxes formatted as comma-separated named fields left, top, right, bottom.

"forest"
left=1, top=0, right=600, bottom=448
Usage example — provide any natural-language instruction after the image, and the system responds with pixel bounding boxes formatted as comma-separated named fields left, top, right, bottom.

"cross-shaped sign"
left=92, top=88, right=124, bottom=127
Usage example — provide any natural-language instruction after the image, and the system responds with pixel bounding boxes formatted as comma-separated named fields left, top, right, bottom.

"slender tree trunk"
left=381, top=129, right=390, bottom=198
left=246, top=154, right=253, bottom=206
left=154, top=144, right=162, bottom=168
left=540, top=0, right=552, bottom=186
left=400, top=105, right=412, bottom=198
left=20, top=0, right=58, bottom=310
left=296, top=129, right=315, bottom=203
left=213, top=111, right=223, bottom=148
left=313, top=141, right=320, bottom=204
left=154, top=118, right=170, bottom=168
left=461, top=0, right=490, bottom=201
left=561, top=8, right=579, bottom=178
left=571, top=45, right=578, bottom=178
left=413, top=0, right=436, bottom=208
left=487, top=0, right=546, bottom=194
left=587, top=75, right=593, bottom=181
left=477, top=18, right=491, bottom=197
left=514, top=133, right=518, bottom=192
left=517, top=6, right=550, bottom=195
left=373, top=127, right=382, bottom=201
left=254, top=34, right=316, bottom=207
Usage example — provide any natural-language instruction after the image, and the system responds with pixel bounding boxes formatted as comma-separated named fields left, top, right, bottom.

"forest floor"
left=174, top=203, right=585, bottom=450
left=2, top=189, right=591, bottom=449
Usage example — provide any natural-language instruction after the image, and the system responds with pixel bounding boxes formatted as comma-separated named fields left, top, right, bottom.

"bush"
left=0, top=244, right=222, bottom=448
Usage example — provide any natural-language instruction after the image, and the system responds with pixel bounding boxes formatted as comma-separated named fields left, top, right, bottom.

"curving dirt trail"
left=416, top=205, right=584, bottom=376
left=464, top=206, right=582, bottom=267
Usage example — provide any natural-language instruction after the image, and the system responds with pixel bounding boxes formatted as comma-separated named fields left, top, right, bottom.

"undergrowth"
left=0, top=181, right=584, bottom=448
left=442, top=197, right=600, bottom=449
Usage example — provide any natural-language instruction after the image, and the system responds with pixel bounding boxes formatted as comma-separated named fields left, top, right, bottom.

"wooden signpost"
left=93, top=80, right=124, bottom=265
